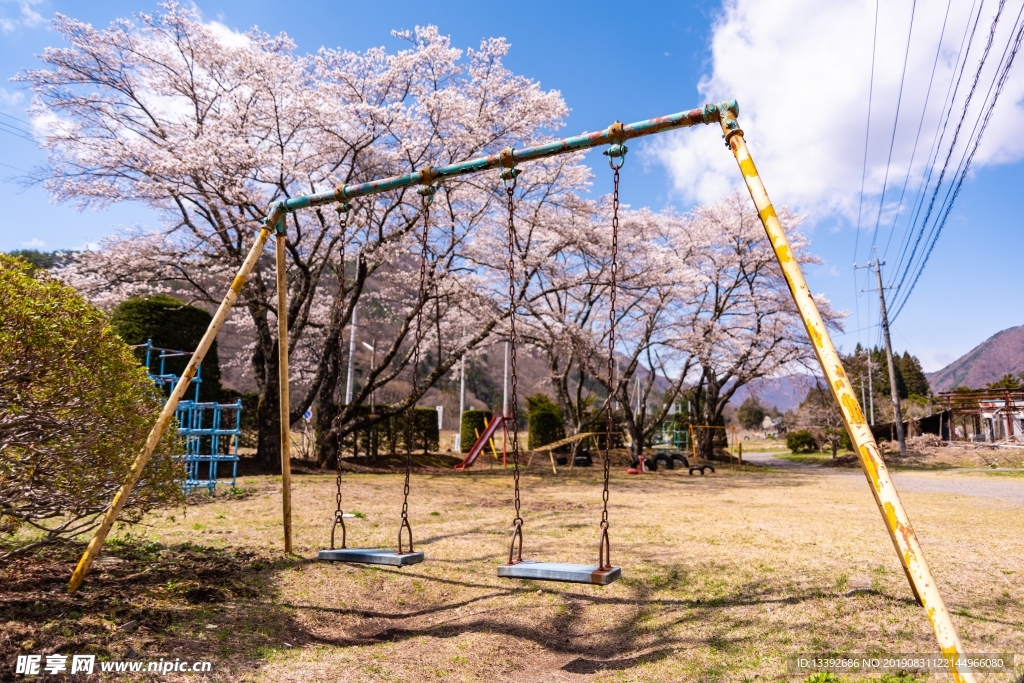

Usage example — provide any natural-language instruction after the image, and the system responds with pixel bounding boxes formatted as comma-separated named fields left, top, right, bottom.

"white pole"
left=867, top=353, right=875, bottom=425
left=458, top=353, right=466, bottom=452
left=503, top=340, right=509, bottom=418
left=345, top=303, right=357, bottom=405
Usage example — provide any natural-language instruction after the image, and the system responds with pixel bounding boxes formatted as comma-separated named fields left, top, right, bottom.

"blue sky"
left=1, top=0, right=1021, bottom=373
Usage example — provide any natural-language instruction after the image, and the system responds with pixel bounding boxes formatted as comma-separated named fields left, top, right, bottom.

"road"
left=740, top=450, right=1024, bottom=507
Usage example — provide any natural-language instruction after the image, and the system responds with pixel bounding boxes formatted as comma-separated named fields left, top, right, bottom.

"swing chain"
left=505, top=168, right=524, bottom=548
left=326, top=203, right=351, bottom=550
left=398, top=188, right=432, bottom=553
left=600, top=147, right=623, bottom=567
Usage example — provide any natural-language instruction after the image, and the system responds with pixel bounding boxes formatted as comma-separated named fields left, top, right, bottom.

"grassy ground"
left=2, top=462, right=1022, bottom=681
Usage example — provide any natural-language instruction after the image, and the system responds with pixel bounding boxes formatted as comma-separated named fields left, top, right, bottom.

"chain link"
left=398, top=189, right=432, bottom=553
left=505, top=180, right=522, bottom=533
left=329, top=205, right=349, bottom=550
left=600, top=158, right=621, bottom=567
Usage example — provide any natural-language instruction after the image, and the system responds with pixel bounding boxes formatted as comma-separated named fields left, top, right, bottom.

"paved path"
left=740, top=451, right=1024, bottom=507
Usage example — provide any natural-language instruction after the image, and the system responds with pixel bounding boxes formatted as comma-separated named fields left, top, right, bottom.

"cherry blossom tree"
left=25, top=4, right=587, bottom=467
left=519, top=191, right=841, bottom=462
left=680, top=191, right=843, bottom=460
left=518, top=204, right=700, bottom=458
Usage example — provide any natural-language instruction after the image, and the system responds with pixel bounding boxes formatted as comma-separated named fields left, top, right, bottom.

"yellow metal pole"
left=69, top=225, right=274, bottom=592
left=713, top=102, right=975, bottom=682
left=276, top=226, right=293, bottom=554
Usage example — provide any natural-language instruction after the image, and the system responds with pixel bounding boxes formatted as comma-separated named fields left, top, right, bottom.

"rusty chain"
left=601, top=141, right=625, bottom=569
left=502, top=164, right=523, bottom=563
left=398, top=186, right=434, bottom=554
left=327, top=204, right=349, bottom=550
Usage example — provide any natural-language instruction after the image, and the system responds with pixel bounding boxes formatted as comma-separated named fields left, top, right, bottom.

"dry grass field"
left=2, top=460, right=1022, bottom=682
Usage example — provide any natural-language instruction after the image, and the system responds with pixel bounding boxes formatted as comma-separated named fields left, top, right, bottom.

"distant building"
left=762, top=415, right=784, bottom=437
left=937, top=389, right=1024, bottom=443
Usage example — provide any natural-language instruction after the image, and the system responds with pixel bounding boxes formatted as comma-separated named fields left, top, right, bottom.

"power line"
left=881, top=0, right=955, bottom=261
left=890, top=0, right=1005, bottom=300
left=0, top=120, right=36, bottom=143
left=0, top=160, right=30, bottom=173
left=853, top=0, right=881, bottom=267
left=890, top=0, right=982, bottom=284
left=869, top=0, right=918, bottom=253
left=0, top=111, right=33, bottom=127
left=891, top=4, right=1024, bottom=321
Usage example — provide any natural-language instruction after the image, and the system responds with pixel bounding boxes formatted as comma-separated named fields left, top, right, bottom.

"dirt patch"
left=0, top=540, right=302, bottom=681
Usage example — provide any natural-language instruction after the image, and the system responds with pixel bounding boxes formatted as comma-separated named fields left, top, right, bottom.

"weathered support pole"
left=69, top=224, right=274, bottom=592
left=276, top=223, right=293, bottom=554
left=712, top=101, right=975, bottom=682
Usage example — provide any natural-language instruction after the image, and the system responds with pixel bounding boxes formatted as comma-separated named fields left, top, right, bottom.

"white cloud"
left=203, top=19, right=250, bottom=48
left=20, top=237, right=46, bottom=248
left=0, top=0, right=45, bottom=34
left=0, top=87, right=25, bottom=111
left=651, top=0, right=1024, bottom=231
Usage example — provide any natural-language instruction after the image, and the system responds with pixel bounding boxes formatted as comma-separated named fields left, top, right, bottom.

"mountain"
left=928, top=324, right=1024, bottom=392
left=728, top=374, right=821, bottom=413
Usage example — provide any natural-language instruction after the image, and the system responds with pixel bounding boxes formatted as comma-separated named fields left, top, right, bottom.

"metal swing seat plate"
left=318, top=548, right=424, bottom=566
left=498, top=561, right=621, bottom=585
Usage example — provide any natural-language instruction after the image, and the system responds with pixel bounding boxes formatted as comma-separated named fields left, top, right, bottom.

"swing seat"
left=498, top=561, right=621, bottom=585
left=318, top=548, right=424, bottom=566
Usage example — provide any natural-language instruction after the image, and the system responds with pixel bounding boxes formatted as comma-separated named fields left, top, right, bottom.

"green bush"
left=528, top=411, right=566, bottom=450
left=408, top=407, right=440, bottom=454
left=526, top=393, right=566, bottom=450
left=460, top=409, right=493, bottom=453
left=0, top=255, right=184, bottom=558
left=787, top=429, right=817, bottom=453
left=110, top=294, right=222, bottom=401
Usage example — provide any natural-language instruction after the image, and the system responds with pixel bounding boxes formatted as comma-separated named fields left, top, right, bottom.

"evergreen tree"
left=896, top=352, right=930, bottom=397
left=110, top=294, right=222, bottom=401
left=736, top=395, right=767, bottom=430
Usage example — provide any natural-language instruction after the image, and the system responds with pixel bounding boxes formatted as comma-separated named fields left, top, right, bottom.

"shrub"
left=408, top=407, right=440, bottom=454
left=787, top=429, right=817, bottom=453
left=460, top=409, right=493, bottom=453
left=110, top=294, right=222, bottom=401
left=526, top=393, right=566, bottom=450
left=0, top=255, right=184, bottom=559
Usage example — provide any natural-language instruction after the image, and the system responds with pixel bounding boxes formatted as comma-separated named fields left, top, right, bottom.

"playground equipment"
left=137, top=340, right=241, bottom=493
left=496, top=139, right=623, bottom=586
left=318, top=199, right=427, bottom=568
left=69, top=101, right=977, bottom=680
left=454, top=414, right=507, bottom=470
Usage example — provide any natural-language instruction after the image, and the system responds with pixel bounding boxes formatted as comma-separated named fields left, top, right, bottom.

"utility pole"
left=867, top=352, right=874, bottom=425
left=458, top=352, right=466, bottom=452
left=856, top=251, right=905, bottom=454
left=344, top=303, right=357, bottom=405
left=502, top=340, right=509, bottom=418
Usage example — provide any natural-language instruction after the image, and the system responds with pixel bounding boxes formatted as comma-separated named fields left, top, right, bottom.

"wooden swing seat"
left=497, top=560, right=621, bottom=585
left=318, top=548, right=424, bottom=566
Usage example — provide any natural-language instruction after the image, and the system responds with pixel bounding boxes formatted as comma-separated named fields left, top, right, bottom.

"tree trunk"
left=253, top=339, right=282, bottom=472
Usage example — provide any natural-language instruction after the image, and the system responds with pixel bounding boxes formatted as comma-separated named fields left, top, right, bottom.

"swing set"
left=66, top=100, right=977, bottom=681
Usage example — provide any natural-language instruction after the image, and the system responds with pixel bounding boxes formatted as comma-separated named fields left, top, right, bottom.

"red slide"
left=454, top=415, right=505, bottom=470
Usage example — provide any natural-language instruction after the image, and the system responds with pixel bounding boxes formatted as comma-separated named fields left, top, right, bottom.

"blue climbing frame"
left=136, top=339, right=241, bottom=492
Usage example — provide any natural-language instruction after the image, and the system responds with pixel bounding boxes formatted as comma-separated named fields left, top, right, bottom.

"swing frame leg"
left=69, top=223, right=276, bottom=592
left=716, top=103, right=974, bottom=682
